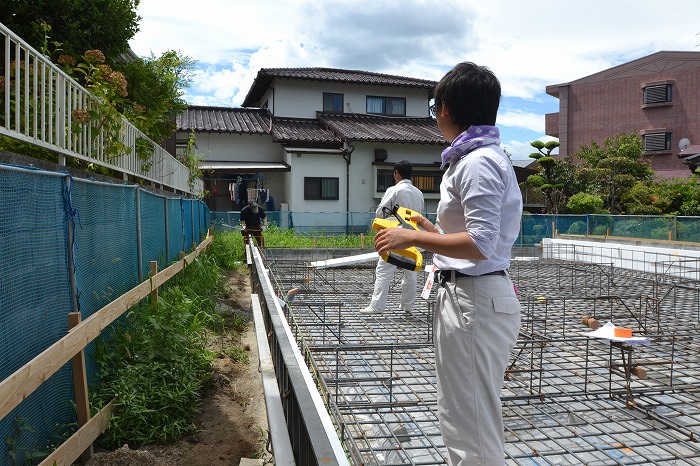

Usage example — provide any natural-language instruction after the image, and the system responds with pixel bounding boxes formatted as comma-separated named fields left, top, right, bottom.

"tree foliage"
left=530, top=132, right=700, bottom=217
left=0, top=0, right=141, bottom=64
left=114, top=51, right=194, bottom=145
left=1, top=2, right=197, bottom=174
left=524, top=139, right=572, bottom=213
left=570, top=133, right=654, bottom=214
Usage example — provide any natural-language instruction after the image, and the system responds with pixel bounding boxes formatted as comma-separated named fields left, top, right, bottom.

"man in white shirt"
left=361, top=160, right=424, bottom=315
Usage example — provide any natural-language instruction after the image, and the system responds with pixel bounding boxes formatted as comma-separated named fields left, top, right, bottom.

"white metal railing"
left=0, top=21, right=202, bottom=195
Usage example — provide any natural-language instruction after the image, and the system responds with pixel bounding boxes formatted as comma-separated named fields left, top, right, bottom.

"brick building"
left=545, top=51, right=700, bottom=178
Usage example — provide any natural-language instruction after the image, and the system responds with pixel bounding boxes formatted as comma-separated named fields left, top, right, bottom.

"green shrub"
left=567, top=221, right=587, bottom=235
left=592, top=225, right=608, bottom=236
left=566, top=193, right=603, bottom=214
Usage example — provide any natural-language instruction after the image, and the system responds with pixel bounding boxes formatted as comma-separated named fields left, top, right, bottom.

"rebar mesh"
left=263, top=246, right=700, bottom=465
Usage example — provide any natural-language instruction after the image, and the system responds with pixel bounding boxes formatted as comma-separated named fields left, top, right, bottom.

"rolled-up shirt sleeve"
left=460, top=155, right=505, bottom=259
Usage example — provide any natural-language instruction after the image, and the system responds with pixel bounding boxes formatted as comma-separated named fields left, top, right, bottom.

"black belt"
left=437, top=269, right=506, bottom=286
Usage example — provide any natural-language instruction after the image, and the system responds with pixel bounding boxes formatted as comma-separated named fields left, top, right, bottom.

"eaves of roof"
left=318, top=113, right=447, bottom=145
left=242, top=67, right=437, bottom=107
left=547, top=51, right=700, bottom=97
left=272, top=117, right=342, bottom=146
left=177, top=106, right=448, bottom=146
left=176, top=106, right=271, bottom=134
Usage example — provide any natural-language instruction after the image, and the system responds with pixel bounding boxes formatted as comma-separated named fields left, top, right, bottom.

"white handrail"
left=0, top=21, right=202, bottom=195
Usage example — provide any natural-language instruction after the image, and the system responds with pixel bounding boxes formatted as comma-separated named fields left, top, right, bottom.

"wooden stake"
left=68, top=312, right=92, bottom=462
left=150, top=261, right=159, bottom=304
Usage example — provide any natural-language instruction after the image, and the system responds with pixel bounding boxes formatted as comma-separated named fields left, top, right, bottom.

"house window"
left=323, top=93, right=344, bottom=113
left=643, top=132, right=671, bottom=152
left=367, top=96, right=406, bottom=116
left=304, top=177, right=339, bottom=200
left=643, top=84, right=672, bottom=105
left=376, top=169, right=441, bottom=193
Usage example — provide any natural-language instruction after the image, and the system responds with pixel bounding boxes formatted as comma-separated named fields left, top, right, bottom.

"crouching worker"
left=240, top=201, right=266, bottom=247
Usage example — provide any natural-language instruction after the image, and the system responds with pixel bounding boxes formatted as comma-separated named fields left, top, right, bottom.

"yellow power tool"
left=372, top=205, right=423, bottom=272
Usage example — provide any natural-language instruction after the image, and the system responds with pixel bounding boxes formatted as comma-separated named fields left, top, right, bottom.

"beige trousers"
left=434, top=273, right=520, bottom=465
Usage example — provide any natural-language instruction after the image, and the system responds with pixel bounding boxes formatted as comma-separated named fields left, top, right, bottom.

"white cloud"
left=498, top=110, right=545, bottom=134
left=504, top=136, right=559, bottom=161
left=129, top=0, right=700, bottom=113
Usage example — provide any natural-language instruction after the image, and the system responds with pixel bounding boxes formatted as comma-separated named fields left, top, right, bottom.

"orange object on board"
left=614, top=327, right=633, bottom=338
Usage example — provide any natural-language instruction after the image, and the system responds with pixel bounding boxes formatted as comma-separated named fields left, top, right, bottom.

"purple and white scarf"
left=440, top=125, right=500, bottom=169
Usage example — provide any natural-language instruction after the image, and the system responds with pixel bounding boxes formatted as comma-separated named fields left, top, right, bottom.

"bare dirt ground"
left=85, top=269, right=271, bottom=466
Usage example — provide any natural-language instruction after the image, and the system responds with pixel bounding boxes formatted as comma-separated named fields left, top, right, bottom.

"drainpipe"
left=342, top=142, right=354, bottom=234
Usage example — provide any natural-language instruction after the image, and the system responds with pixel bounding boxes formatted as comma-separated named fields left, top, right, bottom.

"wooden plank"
left=38, top=401, right=114, bottom=466
left=0, top=235, right=213, bottom=420
left=69, top=312, right=92, bottom=462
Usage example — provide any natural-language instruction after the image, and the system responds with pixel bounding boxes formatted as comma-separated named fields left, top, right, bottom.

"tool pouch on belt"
left=372, top=205, right=423, bottom=272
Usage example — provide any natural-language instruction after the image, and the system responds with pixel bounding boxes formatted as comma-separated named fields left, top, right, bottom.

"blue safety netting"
left=0, top=167, right=74, bottom=465
left=140, top=190, right=168, bottom=273
left=0, top=163, right=209, bottom=465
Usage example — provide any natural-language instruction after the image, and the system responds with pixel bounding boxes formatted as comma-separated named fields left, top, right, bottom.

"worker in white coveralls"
left=373, top=62, right=522, bottom=465
left=360, top=160, right=424, bottom=315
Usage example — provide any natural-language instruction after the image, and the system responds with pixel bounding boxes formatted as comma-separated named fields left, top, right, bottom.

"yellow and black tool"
left=372, top=205, right=423, bottom=272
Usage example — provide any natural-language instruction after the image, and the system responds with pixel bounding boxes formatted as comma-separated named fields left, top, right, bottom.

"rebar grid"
left=262, top=247, right=700, bottom=465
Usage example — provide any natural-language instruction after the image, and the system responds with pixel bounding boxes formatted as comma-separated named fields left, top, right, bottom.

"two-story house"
left=176, top=68, right=448, bottom=218
left=545, top=51, right=700, bottom=178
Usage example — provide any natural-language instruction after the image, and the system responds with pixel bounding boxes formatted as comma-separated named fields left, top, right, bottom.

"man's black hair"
left=394, top=160, right=413, bottom=179
left=433, top=62, right=501, bottom=130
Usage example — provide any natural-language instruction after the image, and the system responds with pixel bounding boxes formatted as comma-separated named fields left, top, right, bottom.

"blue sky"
left=129, top=0, right=699, bottom=160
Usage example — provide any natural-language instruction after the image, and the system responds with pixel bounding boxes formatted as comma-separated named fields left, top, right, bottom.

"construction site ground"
left=261, top=245, right=700, bottom=465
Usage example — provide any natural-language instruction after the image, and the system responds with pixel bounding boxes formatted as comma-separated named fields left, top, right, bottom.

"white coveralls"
left=368, top=179, right=424, bottom=312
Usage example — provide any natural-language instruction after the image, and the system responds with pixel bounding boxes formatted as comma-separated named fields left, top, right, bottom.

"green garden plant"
left=92, top=236, right=237, bottom=448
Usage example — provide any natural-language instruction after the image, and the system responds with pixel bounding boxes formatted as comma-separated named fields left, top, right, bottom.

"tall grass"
left=92, top=239, right=230, bottom=447
left=210, top=223, right=375, bottom=252
left=91, top=227, right=370, bottom=448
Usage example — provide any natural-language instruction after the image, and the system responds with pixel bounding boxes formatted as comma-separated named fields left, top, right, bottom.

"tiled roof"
left=318, top=113, right=447, bottom=144
left=176, top=107, right=447, bottom=146
left=176, top=106, right=271, bottom=133
left=243, top=67, right=437, bottom=107
left=272, top=117, right=342, bottom=145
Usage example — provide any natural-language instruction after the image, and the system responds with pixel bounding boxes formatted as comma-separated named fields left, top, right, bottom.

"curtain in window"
left=367, top=97, right=383, bottom=114
left=389, top=98, right=405, bottom=115
left=321, top=178, right=338, bottom=199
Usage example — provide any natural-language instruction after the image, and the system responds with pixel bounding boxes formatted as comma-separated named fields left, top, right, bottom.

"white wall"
left=347, top=142, right=443, bottom=214
left=288, top=152, right=347, bottom=213
left=187, top=132, right=279, bottom=162
left=543, top=238, right=700, bottom=280
left=271, top=80, right=431, bottom=118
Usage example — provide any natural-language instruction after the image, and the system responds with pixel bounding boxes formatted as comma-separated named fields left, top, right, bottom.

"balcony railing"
left=0, top=21, right=201, bottom=195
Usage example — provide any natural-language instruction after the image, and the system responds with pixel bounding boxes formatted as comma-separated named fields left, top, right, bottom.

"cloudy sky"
left=129, top=0, right=699, bottom=159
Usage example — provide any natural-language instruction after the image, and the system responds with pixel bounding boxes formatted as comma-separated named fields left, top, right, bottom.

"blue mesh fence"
left=167, top=198, right=184, bottom=261
left=0, top=166, right=74, bottom=465
left=211, top=210, right=700, bottom=247
left=183, top=200, right=193, bottom=250
left=0, top=163, right=209, bottom=465
left=140, top=190, right=168, bottom=273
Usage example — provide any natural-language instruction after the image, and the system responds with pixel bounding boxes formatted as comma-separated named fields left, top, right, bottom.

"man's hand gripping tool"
left=372, top=205, right=423, bottom=272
